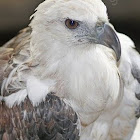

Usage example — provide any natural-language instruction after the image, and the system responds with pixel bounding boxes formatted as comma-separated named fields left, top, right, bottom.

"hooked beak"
left=96, top=23, right=121, bottom=61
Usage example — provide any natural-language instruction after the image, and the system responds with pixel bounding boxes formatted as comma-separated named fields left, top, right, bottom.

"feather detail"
left=0, top=27, right=32, bottom=96
left=109, top=32, right=140, bottom=140
left=0, top=93, right=79, bottom=140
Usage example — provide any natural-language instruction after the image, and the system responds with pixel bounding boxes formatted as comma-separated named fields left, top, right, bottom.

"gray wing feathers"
left=131, top=49, right=140, bottom=100
left=118, top=33, right=140, bottom=99
left=132, top=64, right=140, bottom=83
left=0, top=93, right=79, bottom=140
left=131, top=50, right=140, bottom=83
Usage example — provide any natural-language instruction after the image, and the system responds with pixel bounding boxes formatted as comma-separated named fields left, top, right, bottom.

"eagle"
left=0, top=0, right=140, bottom=140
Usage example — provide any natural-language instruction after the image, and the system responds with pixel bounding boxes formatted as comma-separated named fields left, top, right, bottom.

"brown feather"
left=0, top=93, right=79, bottom=140
left=0, top=27, right=31, bottom=96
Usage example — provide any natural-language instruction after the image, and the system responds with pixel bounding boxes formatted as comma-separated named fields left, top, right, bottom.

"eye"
left=65, top=19, right=79, bottom=29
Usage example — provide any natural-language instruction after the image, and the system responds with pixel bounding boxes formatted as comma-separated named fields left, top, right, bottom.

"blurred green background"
left=0, top=0, right=140, bottom=52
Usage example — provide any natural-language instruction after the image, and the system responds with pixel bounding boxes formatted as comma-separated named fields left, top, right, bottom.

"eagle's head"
left=30, top=0, right=121, bottom=62
left=29, top=0, right=122, bottom=124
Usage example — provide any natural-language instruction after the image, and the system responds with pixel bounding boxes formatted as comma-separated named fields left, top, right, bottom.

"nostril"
left=135, top=93, right=140, bottom=100
left=96, top=26, right=104, bottom=35
left=95, top=22, right=105, bottom=35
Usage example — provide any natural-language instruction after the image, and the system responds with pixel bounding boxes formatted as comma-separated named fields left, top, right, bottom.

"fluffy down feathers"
left=109, top=33, right=140, bottom=140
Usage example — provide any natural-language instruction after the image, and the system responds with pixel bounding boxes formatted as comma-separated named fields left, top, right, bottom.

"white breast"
left=57, top=46, right=121, bottom=125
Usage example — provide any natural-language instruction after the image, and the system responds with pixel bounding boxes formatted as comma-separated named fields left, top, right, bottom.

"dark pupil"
left=70, top=20, right=75, bottom=26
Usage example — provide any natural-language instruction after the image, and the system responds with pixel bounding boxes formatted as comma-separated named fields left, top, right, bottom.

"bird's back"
left=0, top=27, right=31, bottom=96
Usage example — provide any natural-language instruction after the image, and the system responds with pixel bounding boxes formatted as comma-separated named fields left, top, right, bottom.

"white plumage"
left=0, top=0, right=140, bottom=140
left=110, top=33, right=140, bottom=140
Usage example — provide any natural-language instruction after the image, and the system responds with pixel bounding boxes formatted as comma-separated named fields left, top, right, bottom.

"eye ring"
left=65, top=19, right=79, bottom=29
